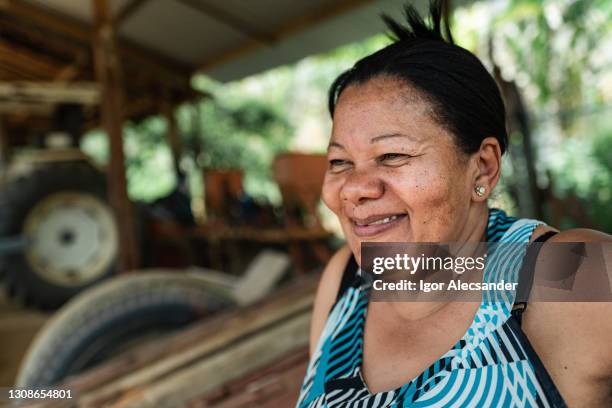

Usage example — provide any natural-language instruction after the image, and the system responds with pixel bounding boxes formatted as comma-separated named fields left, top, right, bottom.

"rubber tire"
left=0, top=161, right=116, bottom=309
left=16, top=272, right=234, bottom=388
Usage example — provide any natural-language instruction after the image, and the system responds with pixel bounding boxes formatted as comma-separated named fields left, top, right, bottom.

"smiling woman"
left=296, top=1, right=612, bottom=408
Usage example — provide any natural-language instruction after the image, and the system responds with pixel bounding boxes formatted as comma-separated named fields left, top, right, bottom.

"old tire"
left=16, top=271, right=234, bottom=388
left=0, top=161, right=118, bottom=309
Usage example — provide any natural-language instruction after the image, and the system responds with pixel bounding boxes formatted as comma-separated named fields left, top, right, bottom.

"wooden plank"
left=0, top=101, right=54, bottom=115
left=0, top=82, right=100, bottom=104
left=101, top=311, right=311, bottom=407
left=57, top=275, right=317, bottom=394
left=232, top=250, right=290, bottom=305
left=76, top=298, right=313, bottom=405
left=199, top=347, right=309, bottom=407
left=92, top=0, right=139, bottom=271
left=0, top=40, right=64, bottom=80
left=0, top=63, right=40, bottom=82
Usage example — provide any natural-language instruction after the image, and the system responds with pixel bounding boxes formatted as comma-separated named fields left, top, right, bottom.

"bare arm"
left=524, top=228, right=612, bottom=405
left=552, top=229, right=612, bottom=376
left=309, top=245, right=352, bottom=356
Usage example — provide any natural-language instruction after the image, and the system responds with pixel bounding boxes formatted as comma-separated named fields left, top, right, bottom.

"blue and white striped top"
left=297, top=208, right=567, bottom=407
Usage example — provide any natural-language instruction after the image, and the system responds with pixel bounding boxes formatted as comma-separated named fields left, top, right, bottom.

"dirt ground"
left=0, top=286, right=50, bottom=387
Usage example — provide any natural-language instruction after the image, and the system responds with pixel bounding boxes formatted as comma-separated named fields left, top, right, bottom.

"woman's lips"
left=350, top=213, right=407, bottom=237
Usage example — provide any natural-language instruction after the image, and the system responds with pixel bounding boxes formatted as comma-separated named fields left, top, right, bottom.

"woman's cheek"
left=321, top=174, right=344, bottom=215
left=415, top=160, right=452, bottom=199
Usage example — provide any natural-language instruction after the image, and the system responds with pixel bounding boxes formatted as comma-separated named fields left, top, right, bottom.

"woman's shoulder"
left=525, top=224, right=612, bottom=381
left=529, top=224, right=612, bottom=243
left=549, top=228, right=612, bottom=242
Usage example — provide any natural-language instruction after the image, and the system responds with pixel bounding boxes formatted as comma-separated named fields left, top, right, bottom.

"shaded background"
left=80, top=0, right=612, bottom=233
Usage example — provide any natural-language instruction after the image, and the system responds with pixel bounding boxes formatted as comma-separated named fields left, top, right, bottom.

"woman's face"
left=322, top=76, right=477, bottom=261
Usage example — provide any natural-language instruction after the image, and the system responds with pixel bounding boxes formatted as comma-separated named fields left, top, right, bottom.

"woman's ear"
left=472, top=137, right=502, bottom=201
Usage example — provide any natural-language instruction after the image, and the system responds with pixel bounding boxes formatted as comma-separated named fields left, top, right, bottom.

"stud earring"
left=475, top=186, right=486, bottom=197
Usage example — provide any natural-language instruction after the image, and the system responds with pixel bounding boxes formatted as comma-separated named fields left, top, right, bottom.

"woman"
left=296, top=2, right=612, bottom=407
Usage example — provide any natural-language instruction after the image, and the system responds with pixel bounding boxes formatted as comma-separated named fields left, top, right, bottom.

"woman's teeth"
left=369, top=215, right=399, bottom=225
left=356, top=215, right=401, bottom=226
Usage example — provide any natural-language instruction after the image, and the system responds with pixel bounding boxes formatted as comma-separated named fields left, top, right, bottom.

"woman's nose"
left=340, top=170, right=384, bottom=204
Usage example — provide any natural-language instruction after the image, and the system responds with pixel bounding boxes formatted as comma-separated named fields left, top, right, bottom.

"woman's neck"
left=374, top=205, right=489, bottom=322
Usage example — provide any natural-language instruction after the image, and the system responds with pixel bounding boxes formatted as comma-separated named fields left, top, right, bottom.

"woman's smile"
left=350, top=213, right=408, bottom=237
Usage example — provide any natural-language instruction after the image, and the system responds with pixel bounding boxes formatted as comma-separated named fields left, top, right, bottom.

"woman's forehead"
left=331, top=78, right=442, bottom=144
left=337, top=76, right=426, bottom=106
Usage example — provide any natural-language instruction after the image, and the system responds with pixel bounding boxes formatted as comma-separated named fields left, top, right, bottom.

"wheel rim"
left=23, top=192, right=118, bottom=286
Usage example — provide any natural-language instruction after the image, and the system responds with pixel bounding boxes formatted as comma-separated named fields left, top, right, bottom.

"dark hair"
left=328, top=0, right=508, bottom=155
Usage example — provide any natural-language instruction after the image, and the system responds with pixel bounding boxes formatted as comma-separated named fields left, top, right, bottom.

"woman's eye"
left=328, top=159, right=351, bottom=171
left=378, top=153, right=411, bottom=164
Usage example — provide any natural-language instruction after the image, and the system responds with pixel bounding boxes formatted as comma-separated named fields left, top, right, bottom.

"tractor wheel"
left=0, top=161, right=119, bottom=309
left=16, top=271, right=234, bottom=388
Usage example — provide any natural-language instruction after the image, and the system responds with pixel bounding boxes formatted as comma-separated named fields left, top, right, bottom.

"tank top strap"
left=511, top=230, right=558, bottom=325
left=335, top=254, right=359, bottom=304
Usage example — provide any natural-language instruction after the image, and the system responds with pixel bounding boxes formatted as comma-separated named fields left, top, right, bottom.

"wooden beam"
left=0, top=82, right=100, bottom=105
left=0, top=16, right=89, bottom=63
left=175, top=0, right=274, bottom=44
left=55, top=53, right=89, bottom=81
left=199, top=0, right=377, bottom=71
left=54, top=62, right=84, bottom=81
left=0, top=64, right=40, bottom=81
left=114, top=0, right=151, bottom=25
left=162, top=98, right=182, bottom=175
left=1, top=0, right=193, bottom=86
left=1, top=0, right=89, bottom=45
left=0, top=101, right=54, bottom=115
left=92, top=0, right=139, bottom=271
left=0, top=115, right=7, bottom=171
left=0, top=40, right=65, bottom=79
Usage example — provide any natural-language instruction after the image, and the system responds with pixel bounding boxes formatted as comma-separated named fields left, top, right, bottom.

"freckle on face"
left=322, top=77, right=470, bottom=254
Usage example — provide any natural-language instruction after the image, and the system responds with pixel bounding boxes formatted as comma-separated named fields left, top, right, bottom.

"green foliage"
left=187, top=95, right=293, bottom=203
left=490, top=0, right=611, bottom=131
left=548, top=113, right=612, bottom=231
left=81, top=118, right=176, bottom=202
left=455, top=0, right=611, bottom=229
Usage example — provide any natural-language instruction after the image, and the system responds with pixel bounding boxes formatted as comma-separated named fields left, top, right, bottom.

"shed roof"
left=11, top=0, right=413, bottom=82
left=0, top=0, right=463, bottom=139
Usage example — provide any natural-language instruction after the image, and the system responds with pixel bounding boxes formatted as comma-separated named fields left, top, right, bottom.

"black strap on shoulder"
left=512, top=230, right=558, bottom=325
left=334, top=254, right=359, bottom=305
left=506, top=313, right=569, bottom=407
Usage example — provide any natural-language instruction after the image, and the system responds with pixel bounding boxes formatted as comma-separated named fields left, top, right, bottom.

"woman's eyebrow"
left=370, top=133, right=416, bottom=143
left=328, top=141, right=345, bottom=150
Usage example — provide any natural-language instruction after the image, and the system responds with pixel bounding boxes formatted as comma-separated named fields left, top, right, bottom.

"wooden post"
left=92, top=0, right=139, bottom=271
left=162, top=97, right=182, bottom=176
left=0, top=115, right=7, bottom=174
